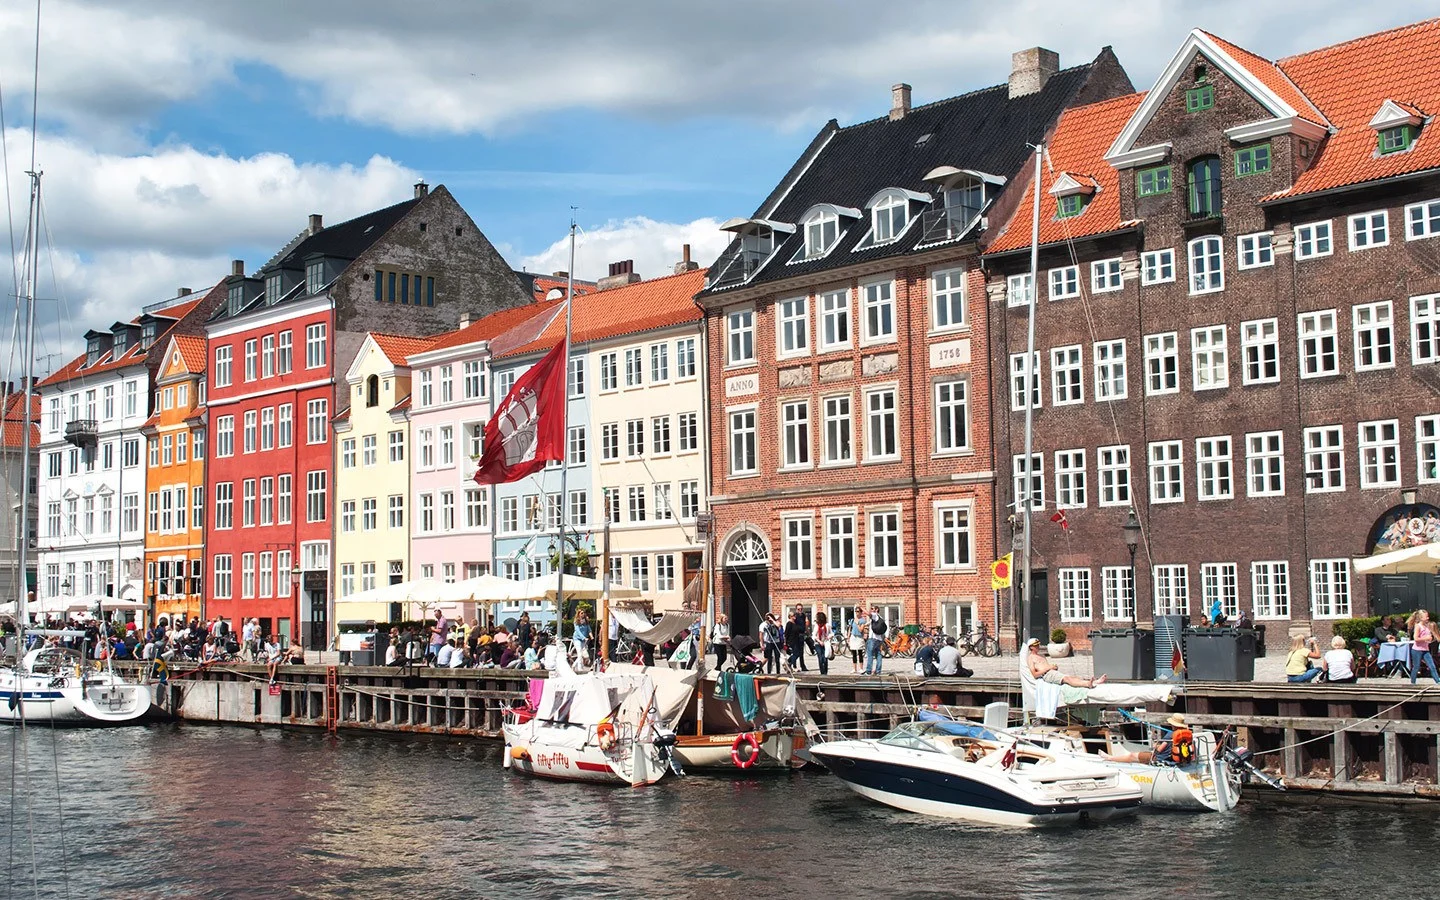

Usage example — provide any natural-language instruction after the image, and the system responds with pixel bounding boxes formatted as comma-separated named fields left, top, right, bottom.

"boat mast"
left=553, top=219, right=575, bottom=644
left=15, top=170, right=41, bottom=636
left=1019, top=144, right=1041, bottom=666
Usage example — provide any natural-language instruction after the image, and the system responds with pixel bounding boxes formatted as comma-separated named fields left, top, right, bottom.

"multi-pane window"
left=1144, top=333, right=1179, bottom=396
left=568, top=425, right=587, bottom=465
left=1353, top=301, right=1394, bottom=371
left=306, top=399, right=328, bottom=444
left=782, top=515, right=814, bottom=577
left=1252, top=561, right=1290, bottom=618
left=1419, top=415, right=1439, bottom=484
left=626, top=419, right=645, bottom=458
left=1413, top=294, right=1440, bottom=365
left=259, top=478, right=273, bottom=525
left=1055, top=450, right=1086, bottom=508
left=1098, top=445, right=1130, bottom=507
left=1348, top=210, right=1389, bottom=250
left=1051, top=345, right=1083, bottom=406
left=361, top=497, right=377, bottom=531
left=277, top=475, right=291, bottom=524
left=655, top=554, right=676, bottom=593
left=1013, top=453, right=1043, bottom=511
left=341, top=438, right=357, bottom=469
left=599, top=352, right=618, bottom=390
left=1304, top=425, right=1345, bottom=493
left=278, top=404, right=292, bottom=447
left=215, top=416, right=234, bottom=457
left=277, top=331, right=292, bottom=374
left=934, top=379, right=968, bottom=454
left=624, top=348, right=643, bottom=387
left=1090, top=258, right=1123, bottom=293
left=1148, top=441, right=1184, bottom=503
left=465, top=360, right=486, bottom=399
left=1195, top=436, right=1233, bottom=500
left=652, top=482, right=673, bottom=521
left=1201, top=563, right=1239, bottom=620
left=936, top=504, right=971, bottom=570
left=242, top=412, right=257, bottom=454
left=568, top=490, right=585, bottom=527
left=1298, top=310, right=1339, bottom=377
left=214, top=482, right=234, bottom=530
left=678, top=480, right=699, bottom=519
left=862, top=280, right=895, bottom=343
left=1310, top=559, right=1351, bottom=619
left=1049, top=266, right=1079, bottom=301
left=1241, top=319, right=1280, bottom=385
left=1238, top=231, right=1274, bottom=269
left=1140, top=248, right=1175, bottom=285
left=864, top=388, right=898, bottom=461
left=1191, top=326, right=1228, bottom=390
left=1246, top=432, right=1285, bottom=497
left=213, top=555, right=232, bottom=600
left=362, top=434, right=377, bottom=467
left=820, top=289, right=850, bottom=350
left=1006, top=273, right=1034, bottom=308
left=678, top=412, right=698, bottom=451
left=629, top=556, right=650, bottom=592
left=500, top=497, right=519, bottom=533
left=824, top=512, right=857, bottom=576
left=1010, top=352, right=1041, bottom=410
left=1137, top=165, right=1171, bottom=196
left=727, top=308, right=754, bottom=365
left=214, top=346, right=232, bottom=387
left=418, top=371, right=433, bottom=407
left=244, top=340, right=258, bottom=382
left=729, top=408, right=757, bottom=475
left=1102, top=566, right=1135, bottom=622
left=823, top=395, right=853, bottom=464
left=439, top=365, right=454, bottom=403
left=1058, top=568, right=1093, bottom=621
left=1094, top=340, right=1127, bottom=400
left=1188, top=236, right=1223, bottom=294
left=259, top=408, right=274, bottom=451
left=868, top=509, right=901, bottom=574
left=1358, top=419, right=1400, bottom=488
left=601, top=423, right=619, bottom=461
left=781, top=400, right=811, bottom=469
left=1294, top=220, right=1333, bottom=260
left=932, top=268, right=966, bottom=330
left=651, top=416, right=671, bottom=454
left=388, top=430, right=404, bottom=462
left=306, top=471, right=327, bottom=522
left=1405, top=198, right=1440, bottom=240
left=460, top=489, right=484, bottom=529
left=1153, top=565, right=1189, bottom=616
left=439, top=425, right=454, bottom=466
left=305, top=323, right=327, bottom=369
left=1235, top=143, right=1270, bottom=176
left=422, top=494, right=438, bottom=532
left=778, top=297, right=808, bottom=357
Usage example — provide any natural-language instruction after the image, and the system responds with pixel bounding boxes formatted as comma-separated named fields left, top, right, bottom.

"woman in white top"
left=710, top=613, right=732, bottom=670
left=1323, top=635, right=1356, bottom=684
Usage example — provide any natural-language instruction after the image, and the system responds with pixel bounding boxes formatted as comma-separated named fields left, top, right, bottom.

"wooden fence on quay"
left=146, top=662, right=1440, bottom=798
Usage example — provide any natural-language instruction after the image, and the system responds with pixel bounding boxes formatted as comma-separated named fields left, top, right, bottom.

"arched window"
left=1187, top=156, right=1221, bottom=218
left=802, top=208, right=839, bottom=259
left=365, top=374, right=379, bottom=408
left=871, top=191, right=909, bottom=243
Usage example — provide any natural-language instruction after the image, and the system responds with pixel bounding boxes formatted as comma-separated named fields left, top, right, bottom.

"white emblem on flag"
left=498, top=387, right=540, bottom=466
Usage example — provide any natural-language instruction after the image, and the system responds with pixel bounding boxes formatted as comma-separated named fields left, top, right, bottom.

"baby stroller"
left=728, top=634, right=764, bottom=674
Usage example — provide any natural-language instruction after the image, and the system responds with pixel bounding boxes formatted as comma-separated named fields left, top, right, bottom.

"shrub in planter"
left=1048, top=628, right=1072, bottom=658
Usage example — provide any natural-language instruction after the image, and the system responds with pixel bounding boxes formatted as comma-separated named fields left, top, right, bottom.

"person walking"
left=848, top=609, right=866, bottom=674
left=711, top=613, right=732, bottom=671
left=812, top=612, right=830, bottom=676
left=784, top=612, right=808, bottom=673
left=760, top=613, right=783, bottom=675
left=1408, top=609, right=1440, bottom=684
left=864, top=608, right=887, bottom=676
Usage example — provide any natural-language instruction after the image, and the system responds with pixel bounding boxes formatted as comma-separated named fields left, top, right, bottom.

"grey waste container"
left=1182, top=627, right=1256, bottom=681
left=1089, top=628, right=1156, bottom=680
left=339, top=631, right=384, bottom=666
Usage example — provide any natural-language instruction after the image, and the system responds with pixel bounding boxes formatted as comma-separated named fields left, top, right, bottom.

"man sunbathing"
left=1026, top=638, right=1107, bottom=688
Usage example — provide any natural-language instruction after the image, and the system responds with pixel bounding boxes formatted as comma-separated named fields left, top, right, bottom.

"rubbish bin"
left=338, top=631, right=382, bottom=666
left=1088, top=628, right=1155, bottom=680
left=1182, top=627, right=1256, bottom=681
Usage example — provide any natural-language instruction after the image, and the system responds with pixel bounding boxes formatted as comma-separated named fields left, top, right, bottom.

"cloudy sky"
left=1, top=0, right=1434, bottom=369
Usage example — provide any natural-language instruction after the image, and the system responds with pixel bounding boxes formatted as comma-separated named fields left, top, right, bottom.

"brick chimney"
left=231, top=259, right=245, bottom=277
left=673, top=243, right=699, bottom=274
left=1009, top=48, right=1059, bottom=98
left=890, top=83, right=912, bottom=121
left=176, top=287, right=192, bottom=297
left=458, top=312, right=472, bottom=329
left=308, top=213, right=323, bottom=235
left=596, top=259, right=641, bottom=291
left=414, top=181, right=429, bottom=198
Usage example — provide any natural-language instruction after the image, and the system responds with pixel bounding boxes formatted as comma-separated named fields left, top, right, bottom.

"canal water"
left=1, top=725, right=1433, bottom=899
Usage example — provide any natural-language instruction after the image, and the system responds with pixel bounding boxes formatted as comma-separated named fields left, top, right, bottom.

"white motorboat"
left=811, top=720, right=1142, bottom=827
left=1, top=645, right=152, bottom=726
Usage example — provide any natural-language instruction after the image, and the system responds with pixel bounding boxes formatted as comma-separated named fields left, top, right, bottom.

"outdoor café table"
left=1378, top=640, right=1412, bottom=678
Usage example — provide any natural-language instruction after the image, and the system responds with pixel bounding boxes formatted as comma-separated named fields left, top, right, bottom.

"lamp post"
left=291, top=561, right=302, bottom=649
left=1122, top=508, right=1141, bottom=625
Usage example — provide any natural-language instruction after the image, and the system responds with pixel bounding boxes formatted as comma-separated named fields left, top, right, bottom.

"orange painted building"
left=141, top=335, right=208, bottom=625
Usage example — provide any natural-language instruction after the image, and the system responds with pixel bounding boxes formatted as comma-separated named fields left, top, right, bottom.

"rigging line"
left=27, top=0, right=39, bottom=175
left=45, top=716, right=70, bottom=900
left=638, top=458, right=693, bottom=544
left=0, top=71, right=20, bottom=331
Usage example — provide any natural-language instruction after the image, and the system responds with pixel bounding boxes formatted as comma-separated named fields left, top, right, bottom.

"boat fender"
left=510, top=746, right=530, bottom=761
left=598, top=721, right=618, bottom=751
left=731, top=732, right=761, bottom=769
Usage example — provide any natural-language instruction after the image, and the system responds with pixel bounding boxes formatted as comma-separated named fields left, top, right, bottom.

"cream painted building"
left=332, top=332, right=433, bottom=627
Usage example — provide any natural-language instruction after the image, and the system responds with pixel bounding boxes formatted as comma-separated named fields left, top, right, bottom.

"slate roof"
left=984, top=93, right=1147, bottom=254
left=38, top=285, right=218, bottom=389
left=498, top=268, right=707, bottom=360
left=698, top=55, right=1114, bottom=297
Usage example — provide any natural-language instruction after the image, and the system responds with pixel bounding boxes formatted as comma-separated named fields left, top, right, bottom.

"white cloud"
left=520, top=217, right=730, bottom=284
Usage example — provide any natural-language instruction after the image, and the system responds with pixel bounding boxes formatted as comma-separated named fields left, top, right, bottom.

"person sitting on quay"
left=264, top=636, right=283, bottom=685
left=499, top=641, right=519, bottom=669
left=916, top=635, right=941, bottom=678
left=1285, top=635, right=1325, bottom=683
left=937, top=636, right=972, bottom=678
left=448, top=639, right=468, bottom=669
left=285, top=639, right=305, bottom=666
left=523, top=638, right=541, bottom=670
left=1374, top=616, right=1398, bottom=643
left=1323, top=635, right=1357, bottom=684
left=1026, top=638, right=1106, bottom=688
left=436, top=638, right=455, bottom=668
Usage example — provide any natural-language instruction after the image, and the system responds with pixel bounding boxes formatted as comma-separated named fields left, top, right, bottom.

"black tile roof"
left=699, top=59, right=1103, bottom=297
left=265, top=197, right=421, bottom=272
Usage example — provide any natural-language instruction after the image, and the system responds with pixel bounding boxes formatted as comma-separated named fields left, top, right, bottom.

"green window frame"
left=1235, top=144, right=1271, bottom=177
left=1056, top=194, right=1084, bottom=219
left=1137, top=165, right=1172, bottom=197
left=1378, top=125, right=1414, bottom=155
left=1185, top=85, right=1214, bottom=112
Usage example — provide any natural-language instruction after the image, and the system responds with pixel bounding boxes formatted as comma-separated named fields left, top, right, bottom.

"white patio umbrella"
left=66, top=596, right=146, bottom=613
left=515, top=573, right=641, bottom=601
left=1353, top=543, right=1440, bottom=575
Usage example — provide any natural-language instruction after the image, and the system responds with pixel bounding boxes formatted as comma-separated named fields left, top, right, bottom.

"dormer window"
left=708, top=218, right=793, bottom=289
left=1048, top=172, right=1096, bottom=221
left=1368, top=100, right=1423, bottom=156
left=112, top=331, right=127, bottom=357
left=227, top=283, right=244, bottom=317
left=1056, top=195, right=1085, bottom=218
left=803, top=208, right=839, bottom=259
left=306, top=260, right=326, bottom=295
left=86, top=336, right=104, bottom=366
left=872, top=192, right=908, bottom=243
left=265, top=273, right=283, bottom=306
left=1379, top=125, right=1415, bottom=155
left=141, top=321, right=158, bottom=350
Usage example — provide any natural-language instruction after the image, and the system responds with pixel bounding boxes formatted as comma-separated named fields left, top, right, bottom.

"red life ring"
left=731, top=732, right=761, bottom=769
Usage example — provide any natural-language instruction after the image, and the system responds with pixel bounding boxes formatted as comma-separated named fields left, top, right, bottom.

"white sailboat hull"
left=502, top=720, right=668, bottom=785
left=0, top=673, right=151, bottom=725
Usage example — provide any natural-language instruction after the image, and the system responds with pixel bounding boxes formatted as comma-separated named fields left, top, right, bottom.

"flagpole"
left=554, top=217, right=576, bottom=647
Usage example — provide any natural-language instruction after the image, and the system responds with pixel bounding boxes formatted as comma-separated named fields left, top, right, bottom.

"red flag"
left=1050, top=510, right=1069, bottom=530
left=473, top=341, right=567, bottom=485
left=1001, top=742, right=1017, bottom=770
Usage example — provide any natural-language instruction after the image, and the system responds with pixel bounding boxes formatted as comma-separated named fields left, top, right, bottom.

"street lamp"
left=1122, top=508, right=1141, bottom=625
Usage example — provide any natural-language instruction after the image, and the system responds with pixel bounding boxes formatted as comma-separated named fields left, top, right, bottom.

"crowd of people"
left=1284, top=609, right=1440, bottom=685
left=383, top=610, right=584, bottom=673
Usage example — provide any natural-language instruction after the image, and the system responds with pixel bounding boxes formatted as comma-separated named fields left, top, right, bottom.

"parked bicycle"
left=959, top=622, right=1000, bottom=658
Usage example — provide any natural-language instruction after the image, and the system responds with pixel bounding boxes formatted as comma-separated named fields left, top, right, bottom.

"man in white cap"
left=1026, top=637, right=1106, bottom=688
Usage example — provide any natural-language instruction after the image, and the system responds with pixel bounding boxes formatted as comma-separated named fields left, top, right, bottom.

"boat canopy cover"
left=916, top=708, right=998, bottom=739
left=536, top=671, right=653, bottom=726
left=612, top=609, right=697, bottom=645
left=606, top=662, right=699, bottom=725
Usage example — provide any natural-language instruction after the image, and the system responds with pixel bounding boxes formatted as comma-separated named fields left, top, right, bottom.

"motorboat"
left=502, top=666, right=685, bottom=786
left=0, top=644, right=152, bottom=726
left=811, top=720, right=1142, bottom=827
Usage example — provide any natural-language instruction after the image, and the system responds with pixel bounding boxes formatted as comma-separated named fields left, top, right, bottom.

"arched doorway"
left=1365, top=503, right=1440, bottom=616
left=722, top=528, right=770, bottom=640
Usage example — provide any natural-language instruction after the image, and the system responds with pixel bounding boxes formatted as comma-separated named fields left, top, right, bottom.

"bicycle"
left=959, top=623, right=1000, bottom=658
left=883, top=629, right=917, bottom=659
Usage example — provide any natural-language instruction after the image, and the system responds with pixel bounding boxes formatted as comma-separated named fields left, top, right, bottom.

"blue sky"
left=1, top=0, right=1435, bottom=368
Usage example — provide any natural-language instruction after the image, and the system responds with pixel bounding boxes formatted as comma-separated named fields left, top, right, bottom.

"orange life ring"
left=597, top=721, right=617, bottom=751
left=731, top=732, right=761, bottom=769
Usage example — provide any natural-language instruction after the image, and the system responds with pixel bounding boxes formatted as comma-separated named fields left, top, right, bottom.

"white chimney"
left=890, top=83, right=912, bottom=121
left=1009, top=48, right=1059, bottom=98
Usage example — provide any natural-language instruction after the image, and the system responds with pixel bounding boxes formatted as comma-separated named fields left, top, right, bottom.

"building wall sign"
left=1370, top=504, right=1440, bottom=553
left=929, top=338, right=972, bottom=369
left=725, top=373, right=759, bottom=397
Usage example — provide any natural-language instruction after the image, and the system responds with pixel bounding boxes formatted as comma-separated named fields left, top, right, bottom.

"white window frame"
left=1309, top=559, right=1351, bottom=619
left=1303, top=425, right=1346, bottom=493
left=819, top=288, right=851, bottom=351
left=1013, top=453, right=1044, bottom=511
left=931, top=267, right=967, bottom=331
left=1048, top=266, right=1080, bottom=301
left=1006, top=273, right=1034, bottom=308
left=1245, top=431, right=1285, bottom=498
left=781, top=513, right=814, bottom=578
left=1251, top=561, right=1290, bottom=619
left=1237, top=231, right=1274, bottom=270
left=1358, top=419, right=1401, bottom=488
left=728, top=406, right=758, bottom=477
left=1405, top=198, right=1440, bottom=240
left=1152, top=564, right=1189, bottom=617
left=1055, top=449, right=1086, bottom=509
left=1097, top=445, right=1130, bottom=507
left=1051, top=345, right=1084, bottom=406
left=1294, top=220, right=1333, bottom=260
left=1010, top=351, right=1041, bottom=410
left=822, top=394, right=854, bottom=466
left=1353, top=301, right=1394, bottom=372
left=1093, top=340, right=1127, bottom=401
left=863, top=385, right=899, bottom=463
left=1195, top=436, right=1233, bottom=501
left=1413, top=294, right=1440, bottom=365
left=726, top=307, right=755, bottom=366
left=935, top=502, right=973, bottom=572
left=780, top=399, right=811, bottom=470
left=860, top=278, right=896, bottom=345
left=1298, top=310, right=1339, bottom=378
left=1090, top=257, right=1123, bottom=294
left=1241, top=318, right=1280, bottom=385
left=1348, top=210, right=1389, bottom=251
left=823, top=509, right=858, bottom=577
left=1148, top=440, right=1184, bottom=504
left=933, top=378, right=969, bottom=456
left=866, top=507, right=903, bottom=575
left=1187, top=236, right=1224, bottom=294
left=1201, top=563, right=1240, bottom=621
left=1101, top=566, right=1135, bottom=622
left=1419, top=415, right=1440, bottom=485
left=1058, top=568, right=1093, bottom=622
left=777, top=296, right=809, bottom=358
left=1141, top=249, right=1175, bottom=285
left=1144, top=332, right=1179, bottom=396
left=1190, top=325, right=1228, bottom=391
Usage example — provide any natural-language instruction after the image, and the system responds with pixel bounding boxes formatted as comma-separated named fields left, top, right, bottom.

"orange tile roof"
left=527, top=273, right=598, bottom=303
left=369, top=333, right=438, bottom=367
left=1271, top=17, right=1440, bottom=198
left=172, top=334, right=207, bottom=373
left=0, top=392, right=39, bottom=449
left=497, top=268, right=707, bottom=360
left=37, top=284, right=220, bottom=388
left=984, top=93, right=1146, bottom=254
left=1200, top=30, right=1328, bottom=126
left=0, top=421, right=38, bottom=450
left=421, top=300, right=564, bottom=355
left=388, top=395, right=412, bottom=414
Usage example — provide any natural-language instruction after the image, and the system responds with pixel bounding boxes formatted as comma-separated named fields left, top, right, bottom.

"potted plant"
left=1048, top=628, right=1072, bottom=658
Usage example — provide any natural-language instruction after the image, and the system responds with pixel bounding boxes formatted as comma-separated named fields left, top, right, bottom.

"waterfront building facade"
left=0, top=388, right=40, bottom=602
left=204, top=184, right=532, bottom=646
left=982, top=23, right=1440, bottom=647
left=36, top=287, right=222, bottom=614
left=696, top=50, right=1133, bottom=640
left=141, top=334, right=210, bottom=625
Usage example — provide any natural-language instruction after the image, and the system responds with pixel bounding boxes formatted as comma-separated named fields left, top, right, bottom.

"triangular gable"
left=1369, top=99, right=1424, bottom=130
left=1047, top=172, right=1097, bottom=197
left=343, top=334, right=393, bottom=384
left=156, top=335, right=202, bottom=383
left=1105, top=29, right=1329, bottom=167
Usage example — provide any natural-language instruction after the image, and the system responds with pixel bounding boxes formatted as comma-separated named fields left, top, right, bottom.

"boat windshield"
left=28, top=647, right=82, bottom=675
left=877, top=722, right=950, bottom=753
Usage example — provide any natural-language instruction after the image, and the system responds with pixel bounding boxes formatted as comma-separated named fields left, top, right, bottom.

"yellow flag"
left=991, top=553, right=1013, bottom=590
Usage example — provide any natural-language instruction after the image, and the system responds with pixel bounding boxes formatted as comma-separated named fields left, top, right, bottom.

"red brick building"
left=696, top=49, right=1133, bottom=640
left=983, top=21, right=1440, bottom=649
